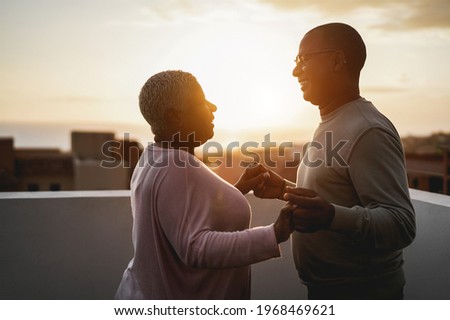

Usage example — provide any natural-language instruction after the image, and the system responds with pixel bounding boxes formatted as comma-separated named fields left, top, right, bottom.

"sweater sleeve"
left=156, top=152, right=280, bottom=269
left=329, top=128, right=416, bottom=251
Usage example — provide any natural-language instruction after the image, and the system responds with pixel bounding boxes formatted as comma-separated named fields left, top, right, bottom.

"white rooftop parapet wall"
left=0, top=189, right=449, bottom=299
left=403, top=189, right=450, bottom=299
left=0, top=191, right=133, bottom=299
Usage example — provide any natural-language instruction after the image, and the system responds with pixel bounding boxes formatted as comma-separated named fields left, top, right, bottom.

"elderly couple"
left=115, top=23, right=416, bottom=300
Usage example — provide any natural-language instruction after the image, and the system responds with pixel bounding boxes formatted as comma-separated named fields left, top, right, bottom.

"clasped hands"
left=235, top=163, right=335, bottom=240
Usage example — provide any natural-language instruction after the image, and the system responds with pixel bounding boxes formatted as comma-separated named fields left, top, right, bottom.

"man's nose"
left=292, top=64, right=302, bottom=77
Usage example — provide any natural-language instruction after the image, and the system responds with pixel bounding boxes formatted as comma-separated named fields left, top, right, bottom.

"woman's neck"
left=154, top=138, right=196, bottom=155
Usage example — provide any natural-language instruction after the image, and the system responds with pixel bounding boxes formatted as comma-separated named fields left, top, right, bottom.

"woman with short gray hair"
left=115, top=70, right=293, bottom=299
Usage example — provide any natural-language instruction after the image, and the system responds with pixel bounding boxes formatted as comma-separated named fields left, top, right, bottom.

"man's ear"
left=333, top=50, right=347, bottom=72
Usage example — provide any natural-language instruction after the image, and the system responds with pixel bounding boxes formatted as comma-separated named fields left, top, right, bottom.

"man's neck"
left=319, top=91, right=361, bottom=117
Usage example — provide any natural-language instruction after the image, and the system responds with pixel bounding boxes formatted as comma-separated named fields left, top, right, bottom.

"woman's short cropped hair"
left=139, top=70, right=199, bottom=136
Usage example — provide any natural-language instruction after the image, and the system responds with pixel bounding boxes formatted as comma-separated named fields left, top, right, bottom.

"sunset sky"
left=1, top=0, right=449, bottom=146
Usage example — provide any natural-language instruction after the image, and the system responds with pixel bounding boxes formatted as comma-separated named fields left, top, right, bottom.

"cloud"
left=387, top=0, right=450, bottom=30
left=257, top=0, right=450, bottom=30
left=109, top=0, right=241, bottom=27
left=257, top=0, right=383, bottom=12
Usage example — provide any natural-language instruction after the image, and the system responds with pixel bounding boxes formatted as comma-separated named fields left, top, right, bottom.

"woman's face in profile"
left=179, top=82, right=217, bottom=146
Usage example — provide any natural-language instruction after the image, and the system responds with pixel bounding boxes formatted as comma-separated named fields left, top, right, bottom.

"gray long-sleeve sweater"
left=293, top=97, right=416, bottom=287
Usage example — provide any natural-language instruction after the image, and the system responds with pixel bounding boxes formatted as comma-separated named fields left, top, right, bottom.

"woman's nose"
left=207, top=101, right=217, bottom=113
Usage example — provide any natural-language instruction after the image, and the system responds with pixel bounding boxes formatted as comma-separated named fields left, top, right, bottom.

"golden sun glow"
left=1, top=1, right=449, bottom=149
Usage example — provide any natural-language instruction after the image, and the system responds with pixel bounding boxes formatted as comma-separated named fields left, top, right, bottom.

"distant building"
left=0, top=138, right=19, bottom=191
left=0, top=131, right=143, bottom=192
left=0, top=137, right=74, bottom=192
left=71, top=131, right=143, bottom=190
left=71, top=131, right=116, bottom=160
left=405, top=147, right=450, bottom=195
left=116, top=137, right=144, bottom=183
left=4, top=129, right=450, bottom=195
left=15, top=148, right=74, bottom=191
left=71, top=131, right=125, bottom=190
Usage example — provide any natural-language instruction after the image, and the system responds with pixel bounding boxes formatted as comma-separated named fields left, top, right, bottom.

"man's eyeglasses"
left=294, top=49, right=337, bottom=67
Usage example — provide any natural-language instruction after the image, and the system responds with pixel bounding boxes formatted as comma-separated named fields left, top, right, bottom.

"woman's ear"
left=165, top=109, right=183, bottom=129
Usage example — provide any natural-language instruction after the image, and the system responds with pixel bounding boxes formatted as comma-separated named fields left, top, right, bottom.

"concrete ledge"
left=0, top=191, right=133, bottom=299
left=409, top=188, right=450, bottom=207
left=0, top=190, right=130, bottom=199
left=404, top=189, right=450, bottom=299
left=0, top=189, right=449, bottom=299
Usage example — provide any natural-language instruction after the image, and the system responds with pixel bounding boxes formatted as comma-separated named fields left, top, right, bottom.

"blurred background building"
left=1, top=131, right=449, bottom=195
left=0, top=131, right=143, bottom=192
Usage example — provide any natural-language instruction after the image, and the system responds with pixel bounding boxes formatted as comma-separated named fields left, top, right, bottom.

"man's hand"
left=284, top=187, right=335, bottom=233
left=234, top=162, right=269, bottom=195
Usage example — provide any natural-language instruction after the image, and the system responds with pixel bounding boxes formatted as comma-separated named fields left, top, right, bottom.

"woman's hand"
left=253, top=167, right=289, bottom=200
left=274, top=203, right=295, bottom=243
left=234, top=162, right=270, bottom=195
